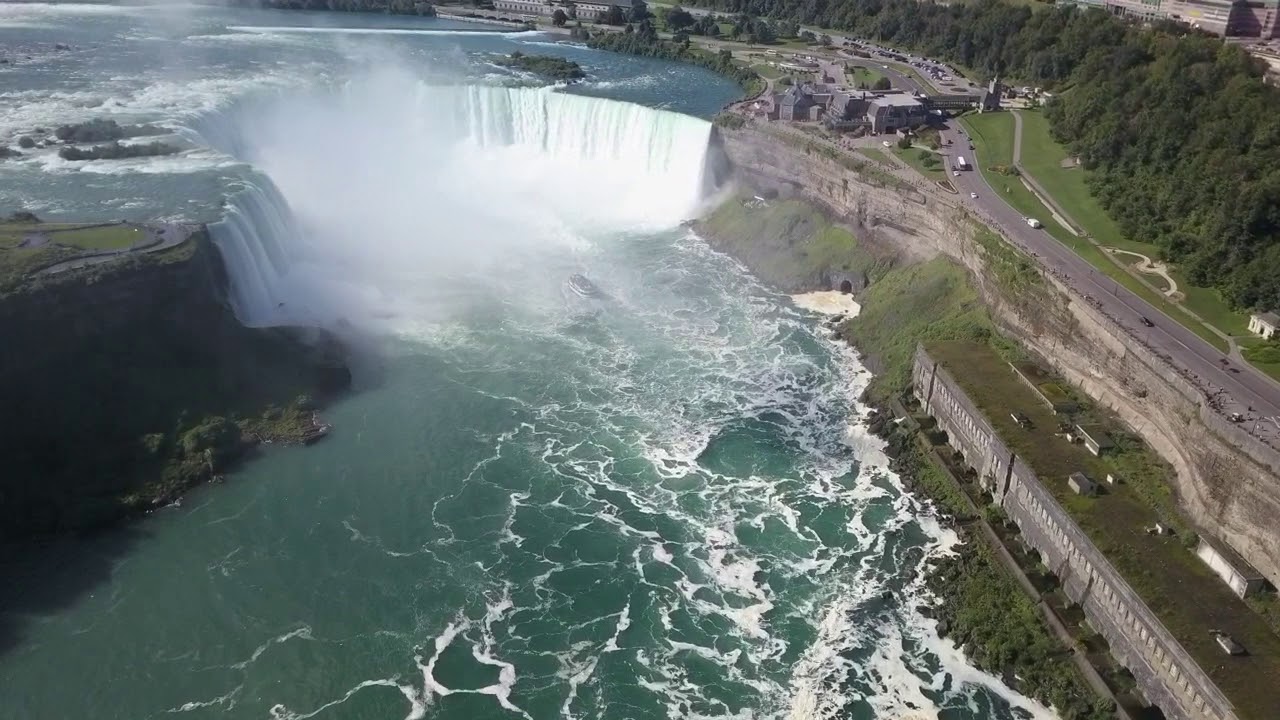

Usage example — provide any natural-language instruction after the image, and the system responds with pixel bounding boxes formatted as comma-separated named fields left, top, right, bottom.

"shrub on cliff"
left=713, top=113, right=745, bottom=129
left=180, top=416, right=244, bottom=465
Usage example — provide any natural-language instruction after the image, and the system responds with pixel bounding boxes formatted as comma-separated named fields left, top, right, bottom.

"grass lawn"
left=50, top=224, right=142, bottom=250
left=855, top=147, right=893, bottom=166
left=1017, top=111, right=1251, bottom=340
left=0, top=222, right=141, bottom=251
left=847, top=65, right=884, bottom=88
left=749, top=62, right=782, bottom=80
left=1238, top=337, right=1280, bottom=382
left=931, top=340, right=1280, bottom=720
left=961, top=114, right=1231, bottom=352
left=892, top=145, right=945, bottom=178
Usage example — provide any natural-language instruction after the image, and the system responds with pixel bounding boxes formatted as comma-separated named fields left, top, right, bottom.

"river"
left=0, top=4, right=1052, bottom=719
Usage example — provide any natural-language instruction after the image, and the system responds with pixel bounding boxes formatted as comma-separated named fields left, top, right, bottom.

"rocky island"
left=494, top=51, right=585, bottom=82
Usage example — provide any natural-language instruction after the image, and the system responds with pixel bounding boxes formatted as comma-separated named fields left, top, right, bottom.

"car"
left=953, top=170, right=960, bottom=177
left=970, top=192, right=978, bottom=199
left=1139, top=316, right=1154, bottom=327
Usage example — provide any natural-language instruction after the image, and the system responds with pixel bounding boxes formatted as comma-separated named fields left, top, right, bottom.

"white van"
left=1025, top=218, right=1043, bottom=229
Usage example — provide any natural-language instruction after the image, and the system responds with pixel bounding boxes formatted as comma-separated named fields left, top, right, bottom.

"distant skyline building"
left=1067, top=0, right=1280, bottom=38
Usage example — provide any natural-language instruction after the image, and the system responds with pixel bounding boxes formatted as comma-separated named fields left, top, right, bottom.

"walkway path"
left=1105, top=248, right=1178, bottom=297
left=37, top=223, right=194, bottom=275
left=1010, top=111, right=1079, bottom=236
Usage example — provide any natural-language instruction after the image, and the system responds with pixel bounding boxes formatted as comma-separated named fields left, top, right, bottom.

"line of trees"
left=671, top=0, right=1280, bottom=311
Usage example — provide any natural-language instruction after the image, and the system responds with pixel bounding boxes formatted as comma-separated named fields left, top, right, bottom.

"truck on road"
left=956, top=156, right=971, bottom=171
left=1025, top=217, right=1043, bottom=229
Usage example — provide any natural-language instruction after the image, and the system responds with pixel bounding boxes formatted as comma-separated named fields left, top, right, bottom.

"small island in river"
left=494, top=51, right=585, bottom=83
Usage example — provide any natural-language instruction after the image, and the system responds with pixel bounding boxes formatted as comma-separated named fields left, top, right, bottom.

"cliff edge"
left=0, top=224, right=350, bottom=539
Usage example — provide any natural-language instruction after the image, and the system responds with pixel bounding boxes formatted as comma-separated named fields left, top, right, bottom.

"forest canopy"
left=679, top=0, right=1280, bottom=311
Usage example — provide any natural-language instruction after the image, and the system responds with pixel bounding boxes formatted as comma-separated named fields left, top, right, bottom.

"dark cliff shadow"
left=0, top=525, right=147, bottom=658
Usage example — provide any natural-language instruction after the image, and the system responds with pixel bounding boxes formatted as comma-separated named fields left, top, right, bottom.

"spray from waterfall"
left=201, top=68, right=725, bottom=330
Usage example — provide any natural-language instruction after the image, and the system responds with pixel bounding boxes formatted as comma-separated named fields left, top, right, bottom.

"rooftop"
left=927, top=340, right=1280, bottom=720
left=1252, top=311, right=1280, bottom=326
left=869, top=93, right=924, bottom=109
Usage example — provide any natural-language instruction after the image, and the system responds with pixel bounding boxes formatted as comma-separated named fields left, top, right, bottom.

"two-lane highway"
left=935, top=123, right=1280, bottom=438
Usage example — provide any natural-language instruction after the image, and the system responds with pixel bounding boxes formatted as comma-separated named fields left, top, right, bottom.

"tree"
left=674, top=30, right=690, bottom=48
left=820, top=33, right=832, bottom=47
left=748, top=18, right=776, bottom=44
left=917, top=149, right=933, bottom=162
left=602, top=4, right=624, bottom=24
left=872, top=76, right=891, bottom=91
left=897, top=136, right=912, bottom=149
left=629, top=0, right=650, bottom=22
left=552, top=8, right=568, bottom=26
left=636, top=17, right=658, bottom=41
left=776, top=19, right=799, bottom=38
left=664, top=5, right=694, bottom=31
left=799, top=30, right=814, bottom=42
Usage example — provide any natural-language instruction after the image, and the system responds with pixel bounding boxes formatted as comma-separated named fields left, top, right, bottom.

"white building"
left=1248, top=311, right=1280, bottom=338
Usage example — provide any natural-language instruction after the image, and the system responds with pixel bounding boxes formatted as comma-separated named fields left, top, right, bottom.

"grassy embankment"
left=962, top=112, right=1230, bottom=352
left=698, top=194, right=893, bottom=290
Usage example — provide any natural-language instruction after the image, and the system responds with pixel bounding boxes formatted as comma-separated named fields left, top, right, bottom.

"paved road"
left=935, top=122, right=1280, bottom=442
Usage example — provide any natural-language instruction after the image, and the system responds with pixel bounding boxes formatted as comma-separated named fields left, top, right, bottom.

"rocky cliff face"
left=708, top=122, right=1280, bottom=585
left=0, top=230, right=350, bottom=538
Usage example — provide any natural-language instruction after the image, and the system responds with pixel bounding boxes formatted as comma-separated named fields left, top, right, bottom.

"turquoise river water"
left=0, top=4, right=1055, bottom=719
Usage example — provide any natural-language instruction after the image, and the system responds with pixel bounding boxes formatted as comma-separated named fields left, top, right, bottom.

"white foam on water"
left=231, top=625, right=313, bottom=670
left=603, top=602, right=631, bottom=652
left=789, top=291, right=862, bottom=317
left=165, top=684, right=243, bottom=714
left=268, top=679, right=421, bottom=720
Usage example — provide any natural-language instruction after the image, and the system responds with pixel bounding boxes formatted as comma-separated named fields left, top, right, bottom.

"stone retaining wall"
left=914, top=345, right=1236, bottom=720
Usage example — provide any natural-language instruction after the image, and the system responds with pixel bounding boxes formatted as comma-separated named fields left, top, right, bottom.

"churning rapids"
left=0, top=5, right=1055, bottom=719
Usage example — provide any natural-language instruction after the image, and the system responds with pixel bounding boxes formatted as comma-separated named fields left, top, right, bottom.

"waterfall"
left=202, top=80, right=726, bottom=328
left=209, top=178, right=301, bottom=325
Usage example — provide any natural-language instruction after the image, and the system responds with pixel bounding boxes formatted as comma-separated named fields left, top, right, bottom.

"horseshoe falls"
left=0, top=5, right=1056, bottom=720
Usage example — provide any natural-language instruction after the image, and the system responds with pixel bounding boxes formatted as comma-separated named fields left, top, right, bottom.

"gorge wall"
left=0, top=231, right=349, bottom=538
left=706, top=120, right=1280, bottom=587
